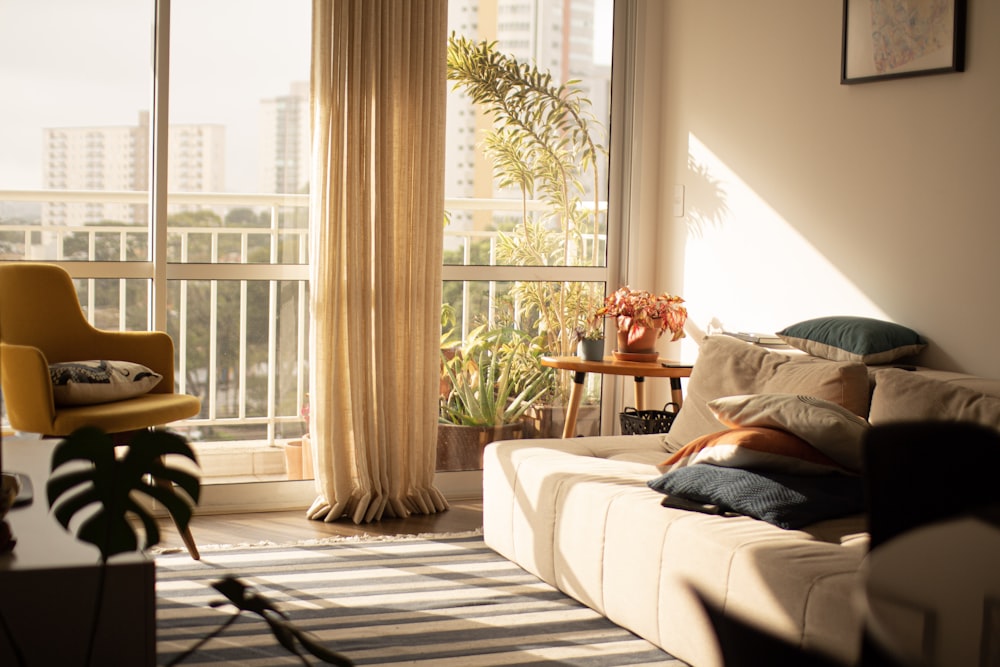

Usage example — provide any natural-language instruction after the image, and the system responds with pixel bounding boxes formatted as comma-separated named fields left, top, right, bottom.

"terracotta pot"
left=436, top=422, right=522, bottom=471
left=615, top=316, right=661, bottom=354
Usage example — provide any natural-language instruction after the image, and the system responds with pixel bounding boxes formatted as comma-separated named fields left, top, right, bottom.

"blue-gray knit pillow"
left=647, top=464, right=865, bottom=529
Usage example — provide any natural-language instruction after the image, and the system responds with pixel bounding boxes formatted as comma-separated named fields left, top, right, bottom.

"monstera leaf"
left=47, top=426, right=200, bottom=560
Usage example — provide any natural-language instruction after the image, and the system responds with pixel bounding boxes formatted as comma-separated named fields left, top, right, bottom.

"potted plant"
left=596, top=286, right=688, bottom=360
left=575, top=294, right=606, bottom=362
left=438, top=324, right=551, bottom=470
left=447, top=36, right=607, bottom=402
left=36, top=427, right=350, bottom=667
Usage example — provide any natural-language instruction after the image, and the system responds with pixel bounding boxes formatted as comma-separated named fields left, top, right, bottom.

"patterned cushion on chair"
left=49, top=359, right=162, bottom=406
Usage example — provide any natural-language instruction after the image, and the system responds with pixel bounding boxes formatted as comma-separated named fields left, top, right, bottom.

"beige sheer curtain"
left=307, top=0, right=449, bottom=523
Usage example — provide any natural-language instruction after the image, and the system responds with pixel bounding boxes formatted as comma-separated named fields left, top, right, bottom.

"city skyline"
left=1, top=0, right=612, bottom=202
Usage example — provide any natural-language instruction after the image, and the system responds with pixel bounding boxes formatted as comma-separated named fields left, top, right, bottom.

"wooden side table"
left=540, top=356, right=693, bottom=438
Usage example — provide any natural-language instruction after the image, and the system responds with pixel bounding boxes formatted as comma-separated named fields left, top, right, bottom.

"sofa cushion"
left=660, top=426, right=844, bottom=475
left=664, top=336, right=870, bottom=453
left=869, top=368, right=1000, bottom=430
left=647, top=464, right=866, bottom=530
left=776, top=316, right=926, bottom=365
left=49, top=359, right=163, bottom=406
left=708, top=394, right=870, bottom=473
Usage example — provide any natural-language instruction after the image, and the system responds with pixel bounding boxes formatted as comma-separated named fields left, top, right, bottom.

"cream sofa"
left=482, top=335, right=1000, bottom=667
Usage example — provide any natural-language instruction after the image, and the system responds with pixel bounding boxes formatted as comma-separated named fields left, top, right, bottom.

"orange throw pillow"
left=660, top=426, right=845, bottom=475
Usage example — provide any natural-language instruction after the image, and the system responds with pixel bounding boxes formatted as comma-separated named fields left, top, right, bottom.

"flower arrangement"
left=596, top=286, right=688, bottom=343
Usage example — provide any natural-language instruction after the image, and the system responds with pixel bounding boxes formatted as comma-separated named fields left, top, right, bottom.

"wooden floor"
left=154, top=499, right=483, bottom=552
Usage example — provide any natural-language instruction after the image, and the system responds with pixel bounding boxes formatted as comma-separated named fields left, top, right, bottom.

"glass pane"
left=444, top=0, right=611, bottom=269
left=168, top=279, right=309, bottom=474
left=168, top=1, right=311, bottom=265
left=438, top=279, right=604, bottom=471
left=0, top=0, right=152, bottom=262
left=73, top=278, right=150, bottom=332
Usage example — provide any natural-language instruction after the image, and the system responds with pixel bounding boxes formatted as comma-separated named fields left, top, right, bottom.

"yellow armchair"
left=0, top=262, right=202, bottom=558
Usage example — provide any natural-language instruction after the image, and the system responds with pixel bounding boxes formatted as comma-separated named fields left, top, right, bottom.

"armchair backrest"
left=0, top=261, right=177, bottom=393
left=0, top=263, right=99, bottom=363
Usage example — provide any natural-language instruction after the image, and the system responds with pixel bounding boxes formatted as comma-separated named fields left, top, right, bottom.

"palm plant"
left=447, top=36, right=608, bottom=401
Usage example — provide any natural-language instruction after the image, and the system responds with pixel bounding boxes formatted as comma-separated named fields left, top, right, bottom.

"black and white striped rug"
left=155, top=532, right=684, bottom=666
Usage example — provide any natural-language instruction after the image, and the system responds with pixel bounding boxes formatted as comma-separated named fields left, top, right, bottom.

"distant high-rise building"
left=259, top=82, right=310, bottom=195
left=41, top=111, right=225, bottom=226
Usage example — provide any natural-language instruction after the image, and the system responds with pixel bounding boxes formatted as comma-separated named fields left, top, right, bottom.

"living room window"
left=0, top=0, right=312, bottom=496
left=0, top=0, right=618, bottom=501
left=440, top=0, right=615, bottom=461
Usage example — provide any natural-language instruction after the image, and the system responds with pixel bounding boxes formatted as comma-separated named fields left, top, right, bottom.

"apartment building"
left=41, top=111, right=224, bottom=227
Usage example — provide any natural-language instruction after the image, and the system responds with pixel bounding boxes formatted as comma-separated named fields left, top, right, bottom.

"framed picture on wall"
left=841, top=0, right=967, bottom=84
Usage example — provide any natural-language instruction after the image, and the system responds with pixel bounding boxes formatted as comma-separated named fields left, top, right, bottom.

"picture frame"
left=841, top=0, right=967, bottom=84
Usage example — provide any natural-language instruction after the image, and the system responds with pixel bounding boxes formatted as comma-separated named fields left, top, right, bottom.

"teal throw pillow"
left=776, top=316, right=925, bottom=365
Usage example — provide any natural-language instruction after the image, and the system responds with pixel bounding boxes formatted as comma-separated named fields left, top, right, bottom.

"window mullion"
left=150, top=0, right=171, bottom=332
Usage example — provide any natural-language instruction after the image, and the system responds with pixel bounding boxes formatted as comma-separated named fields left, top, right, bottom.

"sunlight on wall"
left=679, top=133, right=886, bottom=357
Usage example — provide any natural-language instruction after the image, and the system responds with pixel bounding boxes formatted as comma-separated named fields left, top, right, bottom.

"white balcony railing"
left=1, top=188, right=608, bottom=454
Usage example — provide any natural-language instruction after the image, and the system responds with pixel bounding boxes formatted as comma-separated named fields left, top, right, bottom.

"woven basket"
left=619, top=402, right=680, bottom=435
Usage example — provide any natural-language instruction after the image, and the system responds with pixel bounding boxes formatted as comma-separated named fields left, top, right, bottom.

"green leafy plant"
left=48, top=427, right=200, bottom=560
left=440, top=325, right=551, bottom=427
left=447, top=36, right=609, bottom=402
left=575, top=290, right=607, bottom=342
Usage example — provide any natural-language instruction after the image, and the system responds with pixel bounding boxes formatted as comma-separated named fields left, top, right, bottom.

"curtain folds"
left=307, top=0, right=449, bottom=523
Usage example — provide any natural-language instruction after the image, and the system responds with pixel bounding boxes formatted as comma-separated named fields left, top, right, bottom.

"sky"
left=0, top=0, right=310, bottom=192
left=0, top=0, right=612, bottom=192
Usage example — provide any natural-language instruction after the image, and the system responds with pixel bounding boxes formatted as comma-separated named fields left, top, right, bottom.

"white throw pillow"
left=50, top=360, right=162, bottom=406
left=708, top=393, right=870, bottom=472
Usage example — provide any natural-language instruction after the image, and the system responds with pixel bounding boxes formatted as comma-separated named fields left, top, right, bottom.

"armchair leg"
left=152, top=463, right=201, bottom=561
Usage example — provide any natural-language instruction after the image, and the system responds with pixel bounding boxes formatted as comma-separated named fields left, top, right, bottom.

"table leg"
left=634, top=376, right=645, bottom=411
left=562, top=371, right=586, bottom=438
left=670, top=377, right=684, bottom=407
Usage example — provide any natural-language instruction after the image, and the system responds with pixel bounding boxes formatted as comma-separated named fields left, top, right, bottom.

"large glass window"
left=0, top=1, right=312, bottom=489
left=1, top=0, right=619, bottom=488
left=0, top=0, right=152, bottom=266
left=439, top=0, right=614, bottom=469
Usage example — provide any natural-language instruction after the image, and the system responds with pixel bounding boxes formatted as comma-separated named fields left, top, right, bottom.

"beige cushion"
left=869, top=368, right=1000, bottom=430
left=664, top=336, right=871, bottom=452
left=708, top=393, right=870, bottom=472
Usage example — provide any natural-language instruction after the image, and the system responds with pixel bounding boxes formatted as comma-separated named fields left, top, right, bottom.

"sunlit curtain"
left=307, top=0, right=449, bottom=523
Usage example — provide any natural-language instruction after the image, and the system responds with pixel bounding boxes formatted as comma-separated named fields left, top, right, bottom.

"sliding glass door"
left=438, top=0, right=616, bottom=470
left=0, top=0, right=619, bottom=503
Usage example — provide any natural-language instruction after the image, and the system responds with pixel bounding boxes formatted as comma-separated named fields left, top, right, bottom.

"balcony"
left=1, top=188, right=609, bottom=483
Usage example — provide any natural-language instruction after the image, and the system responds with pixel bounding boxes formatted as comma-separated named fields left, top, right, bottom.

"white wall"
left=631, top=0, right=1000, bottom=377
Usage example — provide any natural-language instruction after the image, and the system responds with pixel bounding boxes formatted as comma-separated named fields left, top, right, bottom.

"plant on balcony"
left=438, top=324, right=552, bottom=470
left=439, top=324, right=551, bottom=428
left=446, top=35, right=607, bottom=402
